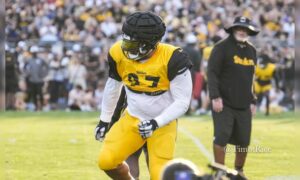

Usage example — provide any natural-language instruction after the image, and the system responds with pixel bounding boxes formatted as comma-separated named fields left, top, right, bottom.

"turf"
left=0, top=111, right=298, bottom=180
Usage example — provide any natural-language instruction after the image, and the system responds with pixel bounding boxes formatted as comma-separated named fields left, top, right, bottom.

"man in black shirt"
left=207, top=16, right=259, bottom=179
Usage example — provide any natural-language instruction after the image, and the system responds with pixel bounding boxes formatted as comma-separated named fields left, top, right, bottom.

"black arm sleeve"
left=207, top=45, right=224, bottom=99
left=108, top=87, right=127, bottom=130
left=108, top=53, right=122, bottom=81
left=167, top=49, right=193, bottom=81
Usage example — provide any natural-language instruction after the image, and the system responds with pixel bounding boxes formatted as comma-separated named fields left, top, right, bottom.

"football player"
left=254, top=54, right=278, bottom=115
left=98, top=86, right=149, bottom=180
left=94, top=11, right=192, bottom=180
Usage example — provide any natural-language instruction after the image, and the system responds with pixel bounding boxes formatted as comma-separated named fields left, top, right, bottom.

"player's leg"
left=125, top=145, right=143, bottom=179
left=212, top=105, right=235, bottom=165
left=142, top=143, right=149, bottom=169
left=104, top=162, right=132, bottom=180
left=264, top=90, right=270, bottom=116
left=147, top=120, right=177, bottom=180
left=125, top=143, right=149, bottom=180
left=98, top=111, right=145, bottom=179
left=233, top=108, right=252, bottom=178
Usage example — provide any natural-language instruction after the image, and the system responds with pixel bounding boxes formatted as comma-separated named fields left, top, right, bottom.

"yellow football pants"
left=98, top=111, right=177, bottom=180
left=254, top=81, right=272, bottom=94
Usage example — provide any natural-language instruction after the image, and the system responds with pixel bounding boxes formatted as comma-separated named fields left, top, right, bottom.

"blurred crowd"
left=5, top=0, right=294, bottom=113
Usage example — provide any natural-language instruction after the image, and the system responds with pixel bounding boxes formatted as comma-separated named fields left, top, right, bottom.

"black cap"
left=224, top=16, right=259, bottom=36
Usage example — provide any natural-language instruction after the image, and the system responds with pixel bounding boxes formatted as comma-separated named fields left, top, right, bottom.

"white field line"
left=179, top=126, right=214, bottom=161
left=265, top=176, right=300, bottom=180
left=180, top=119, right=299, bottom=180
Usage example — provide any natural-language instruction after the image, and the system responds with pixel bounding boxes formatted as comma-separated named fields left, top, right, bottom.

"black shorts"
left=212, top=105, right=252, bottom=147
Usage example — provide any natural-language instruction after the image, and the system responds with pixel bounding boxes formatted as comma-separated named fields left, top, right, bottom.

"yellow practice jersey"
left=107, top=41, right=192, bottom=95
left=254, top=63, right=276, bottom=94
left=255, top=63, right=276, bottom=84
left=203, top=46, right=213, bottom=61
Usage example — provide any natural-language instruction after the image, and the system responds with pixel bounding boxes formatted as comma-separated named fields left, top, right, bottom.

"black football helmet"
left=161, top=159, right=202, bottom=180
left=121, top=11, right=166, bottom=61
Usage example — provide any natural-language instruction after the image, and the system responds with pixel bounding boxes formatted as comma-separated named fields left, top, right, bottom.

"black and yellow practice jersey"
left=255, top=63, right=276, bottom=86
left=107, top=41, right=192, bottom=96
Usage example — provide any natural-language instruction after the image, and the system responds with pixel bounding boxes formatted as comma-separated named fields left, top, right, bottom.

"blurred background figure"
left=183, top=33, right=203, bottom=115
left=5, top=45, right=19, bottom=110
left=47, top=53, right=68, bottom=110
left=254, top=54, right=279, bottom=116
left=24, top=46, right=49, bottom=111
left=81, top=86, right=95, bottom=111
left=4, top=0, right=294, bottom=113
left=68, top=53, right=87, bottom=90
left=68, top=84, right=84, bottom=111
left=94, top=81, right=105, bottom=111
left=85, top=47, right=105, bottom=89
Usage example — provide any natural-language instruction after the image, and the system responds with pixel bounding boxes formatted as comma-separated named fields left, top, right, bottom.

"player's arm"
left=109, top=86, right=127, bottom=129
left=154, top=69, right=193, bottom=126
left=95, top=53, right=123, bottom=141
left=207, top=45, right=224, bottom=100
left=100, top=78, right=123, bottom=122
left=251, top=72, right=257, bottom=105
left=139, top=49, right=193, bottom=138
left=251, top=49, right=258, bottom=115
left=251, top=50, right=258, bottom=105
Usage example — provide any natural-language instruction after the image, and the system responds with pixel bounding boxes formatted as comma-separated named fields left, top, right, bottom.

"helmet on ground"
left=161, top=159, right=202, bottom=180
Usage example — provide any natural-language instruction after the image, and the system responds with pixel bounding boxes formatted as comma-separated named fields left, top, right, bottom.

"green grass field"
left=0, top=112, right=298, bottom=180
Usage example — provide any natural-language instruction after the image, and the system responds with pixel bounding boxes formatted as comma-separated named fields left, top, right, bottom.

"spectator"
left=68, top=84, right=84, bottom=111
left=39, top=19, right=59, bottom=44
left=24, top=46, right=49, bottom=111
left=81, top=86, right=95, bottom=112
left=280, top=87, right=294, bottom=111
left=85, top=47, right=105, bottom=89
left=100, top=17, right=118, bottom=38
left=47, top=54, right=68, bottom=109
left=94, top=81, right=105, bottom=111
left=4, top=0, right=294, bottom=112
left=5, top=48, right=19, bottom=110
left=68, top=54, right=87, bottom=90
left=14, top=91, right=27, bottom=111
left=183, top=33, right=202, bottom=80
left=183, top=33, right=202, bottom=114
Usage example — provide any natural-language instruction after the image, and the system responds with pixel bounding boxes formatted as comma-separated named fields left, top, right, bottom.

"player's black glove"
left=95, top=120, right=109, bottom=142
left=138, top=119, right=159, bottom=139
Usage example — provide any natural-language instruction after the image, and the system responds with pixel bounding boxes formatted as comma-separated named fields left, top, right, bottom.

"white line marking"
left=265, top=176, right=300, bottom=180
left=179, top=127, right=214, bottom=161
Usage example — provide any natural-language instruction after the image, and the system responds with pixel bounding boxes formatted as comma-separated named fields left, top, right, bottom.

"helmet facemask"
left=121, top=34, right=158, bottom=61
